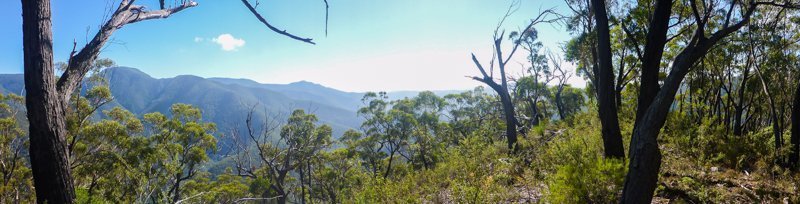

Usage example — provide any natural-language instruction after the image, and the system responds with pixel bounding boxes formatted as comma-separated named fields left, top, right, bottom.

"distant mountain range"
left=0, top=67, right=465, bottom=142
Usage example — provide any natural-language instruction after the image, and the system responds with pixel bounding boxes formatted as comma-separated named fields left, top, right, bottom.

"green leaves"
left=0, top=93, right=33, bottom=203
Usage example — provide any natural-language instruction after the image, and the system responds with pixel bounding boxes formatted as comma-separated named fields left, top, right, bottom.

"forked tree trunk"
left=633, top=0, right=673, bottom=132
left=21, top=0, right=76, bottom=203
left=619, top=0, right=758, bottom=201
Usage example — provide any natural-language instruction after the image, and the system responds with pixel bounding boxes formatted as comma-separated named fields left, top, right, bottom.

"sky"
left=0, top=0, right=584, bottom=92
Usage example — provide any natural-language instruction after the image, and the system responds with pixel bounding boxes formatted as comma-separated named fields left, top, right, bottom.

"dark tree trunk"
left=300, top=165, right=307, bottom=204
left=556, top=87, right=566, bottom=120
left=633, top=0, right=673, bottom=131
left=527, top=97, right=540, bottom=126
left=620, top=13, right=751, bottom=200
left=499, top=90, right=520, bottom=152
left=170, top=173, right=182, bottom=203
left=21, top=0, right=76, bottom=203
left=733, top=66, right=750, bottom=136
left=790, top=81, right=800, bottom=168
left=621, top=49, right=695, bottom=204
left=383, top=146, right=397, bottom=179
left=591, top=0, right=625, bottom=159
left=615, top=87, right=623, bottom=109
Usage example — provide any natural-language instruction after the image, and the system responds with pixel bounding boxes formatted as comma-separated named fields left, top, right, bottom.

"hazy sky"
left=0, top=0, right=584, bottom=92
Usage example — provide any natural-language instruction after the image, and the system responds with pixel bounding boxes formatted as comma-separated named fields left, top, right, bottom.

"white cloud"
left=212, top=34, right=245, bottom=51
left=193, top=37, right=204, bottom=42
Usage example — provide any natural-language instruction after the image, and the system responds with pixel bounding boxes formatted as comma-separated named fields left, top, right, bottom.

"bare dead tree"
left=547, top=51, right=573, bottom=120
left=469, top=3, right=561, bottom=153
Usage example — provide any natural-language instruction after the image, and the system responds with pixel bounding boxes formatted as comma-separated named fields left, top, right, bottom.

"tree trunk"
left=754, top=64, right=784, bottom=166
left=527, top=97, right=540, bottom=126
left=300, top=165, right=306, bottom=204
left=556, top=87, right=566, bottom=120
left=499, top=90, right=519, bottom=152
left=383, top=146, right=397, bottom=179
left=621, top=53, right=691, bottom=204
left=591, top=0, right=625, bottom=159
left=790, top=81, right=800, bottom=168
left=633, top=0, right=673, bottom=131
left=21, top=0, right=76, bottom=203
left=733, top=66, right=750, bottom=136
left=171, top=174, right=182, bottom=203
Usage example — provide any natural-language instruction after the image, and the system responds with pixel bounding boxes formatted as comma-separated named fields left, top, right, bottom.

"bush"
left=349, top=135, right=516, bottom=203
left=546, top=156, right=626, bottom=203
left=539, top=112, right=627, bottom=203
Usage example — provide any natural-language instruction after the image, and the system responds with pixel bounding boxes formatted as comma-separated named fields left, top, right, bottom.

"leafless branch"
left=241, top=0, right=316, bottom=44
left=56, top=0, right=198, bottom=101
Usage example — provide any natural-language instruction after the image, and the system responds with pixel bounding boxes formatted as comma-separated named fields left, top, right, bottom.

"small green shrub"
left=541, top=114, right=627, bottom=203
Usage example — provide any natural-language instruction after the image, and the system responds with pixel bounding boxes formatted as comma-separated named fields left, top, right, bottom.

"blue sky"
left=0, top=0, right=582, bottom=92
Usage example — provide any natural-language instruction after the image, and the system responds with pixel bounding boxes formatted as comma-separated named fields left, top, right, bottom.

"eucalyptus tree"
left=19, top=0, right=328, bottom=201
left=443, top=87, right=500, bottom=142
left=587, top=0, right=800, bottom=202
left=564, top=0, right=626, bottom=159
left=357, top=92, right=406, bottom=178
left=407, top=91, right=448, bottom=169
left=143, top=104, right=217, bottom=203
left=232, top=108, right=332, bottom=204
left=513, top=27, right=551, bottom=127
left=0, top=94, right=33, bottom=203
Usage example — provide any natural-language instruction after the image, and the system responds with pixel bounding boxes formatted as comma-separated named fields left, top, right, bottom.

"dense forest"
left=5, top=0, right=800, bottom=203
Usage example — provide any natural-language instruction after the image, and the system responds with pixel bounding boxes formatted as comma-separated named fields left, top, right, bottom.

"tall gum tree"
left=565, top=0, right=627, bottom=159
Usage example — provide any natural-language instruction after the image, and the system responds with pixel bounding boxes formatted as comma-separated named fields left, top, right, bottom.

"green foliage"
left=545, top=155, right=626, bottom=203
left=350, top=135, right=516, bottom=203
left=526, top=112, right=627, bottom=203
left=0, top=93, right=33, bottom=203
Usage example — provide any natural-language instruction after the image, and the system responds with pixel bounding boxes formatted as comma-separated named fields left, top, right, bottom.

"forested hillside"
left=0, top=67, right=463, bottom=146
left=4, top=0, right=800, bottom=203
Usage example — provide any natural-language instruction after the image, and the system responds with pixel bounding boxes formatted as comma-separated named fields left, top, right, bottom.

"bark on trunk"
left=171, top=173, right=182, bottom=203
left=620, top=15, right=748, bottom=199
left=556, top=87, right=566, bottom=120
left=633, top=0, right=672, bottom=129
left=527, top=98, right=540, bottom=126
left=790, top=81, right=800, bottom=168
left=21, top=0, right=76, bottom=203
left=733, top=66, right=751, bottom=136
left=621, top=51, right=693, bottom=204
left=499, top=90, right=519, bottom=152
left=754, top=64, right=784, bottom=166
left=591, top=0, right=625, bottom=159
left=633, top=0, right=673, bottom=131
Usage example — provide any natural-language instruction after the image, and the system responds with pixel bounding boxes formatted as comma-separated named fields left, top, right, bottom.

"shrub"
left=540, top=112, right=627, bottom=203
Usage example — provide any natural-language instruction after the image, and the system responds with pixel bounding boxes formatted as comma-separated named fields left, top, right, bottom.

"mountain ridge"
left=0, top=67, right=468, bottom=144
